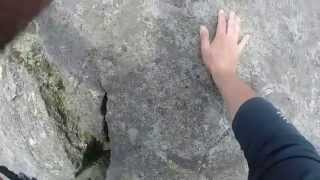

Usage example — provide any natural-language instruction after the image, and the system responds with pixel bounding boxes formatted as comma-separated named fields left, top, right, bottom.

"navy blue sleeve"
left=232, top=97, right=320, bottom=180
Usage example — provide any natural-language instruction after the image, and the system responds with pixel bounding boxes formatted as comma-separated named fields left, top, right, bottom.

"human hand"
left=200, top=10, right=249, bottom=84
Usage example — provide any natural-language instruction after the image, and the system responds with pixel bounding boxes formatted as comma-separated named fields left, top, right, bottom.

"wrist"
left=210, top=71, right=239, bottom=90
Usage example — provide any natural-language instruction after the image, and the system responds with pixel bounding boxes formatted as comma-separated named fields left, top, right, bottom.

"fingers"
left=227, top=11, right=241, bottom=41
left=200, top=25, right=210, bottom=51
left=201, top=10, right=245, bottom=51
left=227, top=11, right=236, bottom=34
left=216, top=10, right=227, bottom=35
left=238, top=34, right=250, bottom=53
left=234, top=16, right=241, bottom=40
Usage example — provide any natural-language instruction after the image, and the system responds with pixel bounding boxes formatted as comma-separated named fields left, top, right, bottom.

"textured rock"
left=0, top=0, right=320, bottom=180
left=0, top=24, right=110, bottom=179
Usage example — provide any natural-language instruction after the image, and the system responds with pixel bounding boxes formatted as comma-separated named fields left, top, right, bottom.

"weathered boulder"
left=0, top=23, right=110, bottom=179
left=0, top=0, right=319, bottom=180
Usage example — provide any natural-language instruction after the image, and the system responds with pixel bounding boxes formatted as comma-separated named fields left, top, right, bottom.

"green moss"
left=8, top=33, right=84, bottom=167
left=167, top=160, right=180, bottom=177
left=9, top=35, right=70, bottom=127
left=9, top=33, right=110, bottom=178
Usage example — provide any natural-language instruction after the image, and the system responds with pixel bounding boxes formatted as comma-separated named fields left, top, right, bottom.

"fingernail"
left=219, top=9, right=224, bottom=14
left=200, top=25, right=205, bottom=33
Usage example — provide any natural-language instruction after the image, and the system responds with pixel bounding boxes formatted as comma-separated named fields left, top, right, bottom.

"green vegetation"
left=8, top=33, right=84, bottom=169
left=8, top=33, right=110, bottom=178
left=9, top=34, right=72, bottom=132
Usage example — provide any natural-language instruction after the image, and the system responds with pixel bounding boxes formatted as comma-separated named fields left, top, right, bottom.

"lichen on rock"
left=5, top=28, right=110, bottom=179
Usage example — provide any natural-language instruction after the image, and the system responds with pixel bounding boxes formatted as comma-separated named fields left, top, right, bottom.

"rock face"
left=0, top=0, right=320, bottom=180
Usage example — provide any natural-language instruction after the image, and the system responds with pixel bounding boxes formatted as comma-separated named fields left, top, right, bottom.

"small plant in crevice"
left=75, top=137, right=111, bottom=177
left=75, top=92, right=111, bottom=177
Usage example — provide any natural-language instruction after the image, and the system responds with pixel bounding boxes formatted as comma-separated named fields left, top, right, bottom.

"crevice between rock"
left=75, top=92, right=111, bottom=178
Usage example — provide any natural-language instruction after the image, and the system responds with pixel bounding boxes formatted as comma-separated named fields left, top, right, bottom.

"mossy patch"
left=8, top=33, right=83, bottom=164
left=7, top=32, right=110, bottom=179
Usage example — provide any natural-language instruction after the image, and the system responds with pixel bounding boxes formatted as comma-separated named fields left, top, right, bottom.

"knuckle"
left=201, top=46, right=210, bottom=52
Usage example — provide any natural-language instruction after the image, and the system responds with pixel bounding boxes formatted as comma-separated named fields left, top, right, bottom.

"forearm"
left=213, top=74, right=256, bottom=121
left=200, top=10, right=320, bottom=180
left=199, top=10, right=255, bottom=121
left=200, top=10, right=256, bottom=122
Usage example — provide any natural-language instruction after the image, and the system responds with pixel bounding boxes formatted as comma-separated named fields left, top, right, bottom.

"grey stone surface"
left=0, top=0, right=320, bottom=180
left=0, top=24, right=110, bottom=179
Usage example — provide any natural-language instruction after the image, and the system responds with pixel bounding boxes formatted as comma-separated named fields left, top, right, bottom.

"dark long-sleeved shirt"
left=232, top=97, right=320, bottom=180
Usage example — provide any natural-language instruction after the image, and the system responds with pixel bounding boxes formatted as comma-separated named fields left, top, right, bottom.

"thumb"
left=200, top=25, right=210, bottom=51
